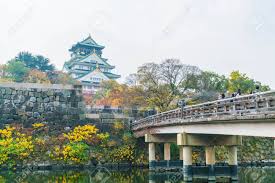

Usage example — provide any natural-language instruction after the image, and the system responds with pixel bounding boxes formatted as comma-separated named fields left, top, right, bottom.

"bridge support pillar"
left=205, top=146, right=216, bottom=182
left=179, top=146, right=183, bottom=160
left=182, top=146, right=192, bottom=182
left=149, top=143, right=156, bottom=169
left=228, top=146, right=238, bottom=182
left=164, top=143, right=171, bottom=161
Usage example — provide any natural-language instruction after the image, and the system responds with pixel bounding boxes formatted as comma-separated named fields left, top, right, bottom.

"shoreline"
left=1, top=160, right=274, bottom=172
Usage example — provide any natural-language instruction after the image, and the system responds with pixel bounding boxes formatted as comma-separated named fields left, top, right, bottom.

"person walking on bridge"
left=178, top=99, right=186, bottom=118
left=219, top=93, right=226, bottom=99
left=235, top=89, right=241, bottom=97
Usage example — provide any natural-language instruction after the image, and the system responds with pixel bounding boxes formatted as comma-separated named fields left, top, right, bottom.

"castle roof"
left=64, top=51, right=114, bottom=69
left=78, top=67, right=109, bottom=83
left=69, top=35, right=105, bottom=52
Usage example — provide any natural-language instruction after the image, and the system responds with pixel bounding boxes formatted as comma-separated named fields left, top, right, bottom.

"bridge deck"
left=132, top=91, right=275, bottom=137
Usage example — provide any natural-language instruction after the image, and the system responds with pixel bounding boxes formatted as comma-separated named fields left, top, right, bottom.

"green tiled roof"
left=69, top=35, right=105, bottom=51
left=64, top=53, right=114, bottom=69
left=104, top=72, right=121, bottom=79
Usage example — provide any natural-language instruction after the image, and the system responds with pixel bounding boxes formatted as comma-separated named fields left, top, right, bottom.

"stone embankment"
left=0, top=83, right=85, bottom=125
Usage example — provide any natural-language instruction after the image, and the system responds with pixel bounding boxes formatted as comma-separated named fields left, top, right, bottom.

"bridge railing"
left=132, top=91, right=275, bottom=130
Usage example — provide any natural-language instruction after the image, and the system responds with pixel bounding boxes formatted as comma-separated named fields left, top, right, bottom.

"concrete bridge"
left=132, top=91, right=275, bottom=182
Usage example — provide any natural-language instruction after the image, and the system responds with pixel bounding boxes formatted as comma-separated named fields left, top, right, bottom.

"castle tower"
left=63, top=35, right=120, bottom=94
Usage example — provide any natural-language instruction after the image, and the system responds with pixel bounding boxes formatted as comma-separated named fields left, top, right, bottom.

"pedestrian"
left=219, top=93, right=225, bottom=99
left=235, top=89, right=241, bottom=97
left=178, top=99, right=186, bottom=119
left=178, top=99, right=186, bottom=108
left=255, top=85, right=260, bottom=93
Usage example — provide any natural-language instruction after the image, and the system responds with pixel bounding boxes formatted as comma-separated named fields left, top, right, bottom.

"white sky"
left=0, top=0, right=274, bottom=88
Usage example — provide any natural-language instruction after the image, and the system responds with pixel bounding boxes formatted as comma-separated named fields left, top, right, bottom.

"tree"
left=125, top=73, right=139, bottom=86
left=95, top=80, right=127, bottom=107
left=188, top=71, right=229, bottom=102
left=197, top=71, right=228, bottom=92
left=0, top=64, right=12, bottom=83
left=24, top=69, right=51, bottom=84
left=47, top=71, right=79, bottom=85
left=93, top=80, right=147, bottom=108
left=16, top=52, right=55, bottom=72
left=6, top=59, right=29, bottom=82
left=160, top=60, right=201, bottom=94
left=136, top=59, right=201, bottom=111
left=122, top=85, right=147, bottom=108
left=0, top=64, right=8, bottom=78
left=228, top=71, right=269, bottom=94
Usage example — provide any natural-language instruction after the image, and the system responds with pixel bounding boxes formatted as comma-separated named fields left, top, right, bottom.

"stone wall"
left=0, top=83, right=85, bottom=126
left=239, top=137, right=275, bottom=161
left=214, top=137, right=275, bottom=161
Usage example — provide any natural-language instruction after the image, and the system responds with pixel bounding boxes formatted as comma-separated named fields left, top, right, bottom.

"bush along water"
left=0, top=120, right=147, bottom=170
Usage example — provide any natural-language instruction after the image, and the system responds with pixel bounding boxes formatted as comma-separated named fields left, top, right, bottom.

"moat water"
left=0, top=167, right=274, bottom=183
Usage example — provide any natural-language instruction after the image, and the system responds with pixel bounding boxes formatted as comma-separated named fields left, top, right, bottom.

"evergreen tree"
left=16, top=52, right=55, bottom=72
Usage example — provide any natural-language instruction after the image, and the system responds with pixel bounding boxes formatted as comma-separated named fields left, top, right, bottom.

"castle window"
left=91, top=77, right=102, bottom=82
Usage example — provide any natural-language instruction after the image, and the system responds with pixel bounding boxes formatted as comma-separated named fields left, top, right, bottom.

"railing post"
left=224, top=104, right=227, bottom=113
left=215, top=102, right=218, bottom=117
left=254, top=95, right=259, bottom=110
left=232, top=101, right=236, bottom=115
left=266, top=99, right=270, bottom=108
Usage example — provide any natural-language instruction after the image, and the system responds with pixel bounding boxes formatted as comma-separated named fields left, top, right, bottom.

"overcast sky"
left=0, top=0, right=274, bottom=88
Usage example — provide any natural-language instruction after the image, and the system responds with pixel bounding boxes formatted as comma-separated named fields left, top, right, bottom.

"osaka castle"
left=63, top=35, right=120, bottom=93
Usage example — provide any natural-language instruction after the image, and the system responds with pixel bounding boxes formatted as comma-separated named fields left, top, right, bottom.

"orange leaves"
left=24, top=69, right=51, bottom=84
left=94, top=80, right=146, bottom=108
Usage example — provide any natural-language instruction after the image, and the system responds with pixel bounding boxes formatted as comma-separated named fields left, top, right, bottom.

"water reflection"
left=0, top=167, right=274, bottom=183
left=239, top=167, right=275, bottom=183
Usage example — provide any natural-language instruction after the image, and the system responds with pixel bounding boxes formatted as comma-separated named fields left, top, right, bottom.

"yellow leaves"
left=50, top=142, right=89, bottom=164
left=49, top=124, right=109, bottom=164
left=62, top=144, right=72, bottom=159
left=34, top=138, right=45, bottom=146
left=113, top=121, right=124, bottom=131
left=0, top=126, right=15, bottom=138
left=107, top=140, right=117, bottom=147
left=110, top=145, right=135, bottom=163
left=192, top=152, right=200, bottom=163
left=0, top=126, right=33, bottom=165
left=0, top=138, right=12, bottom=147
left=64, top=125, right=98, bottom=142
left=20, top=152, right=29, bottom=158
left=0, top=153, right=8, bottom=165
left=96, top=133, right=109, bottom=141
left=32, top=123, right=45, bottom=129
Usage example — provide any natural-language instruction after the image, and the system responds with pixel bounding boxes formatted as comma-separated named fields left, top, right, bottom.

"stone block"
left=44, top=98, right=50, bottom=103
left=6, top=88, right=12, bottom=94
left=30, top=97, right=36, bottom=102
